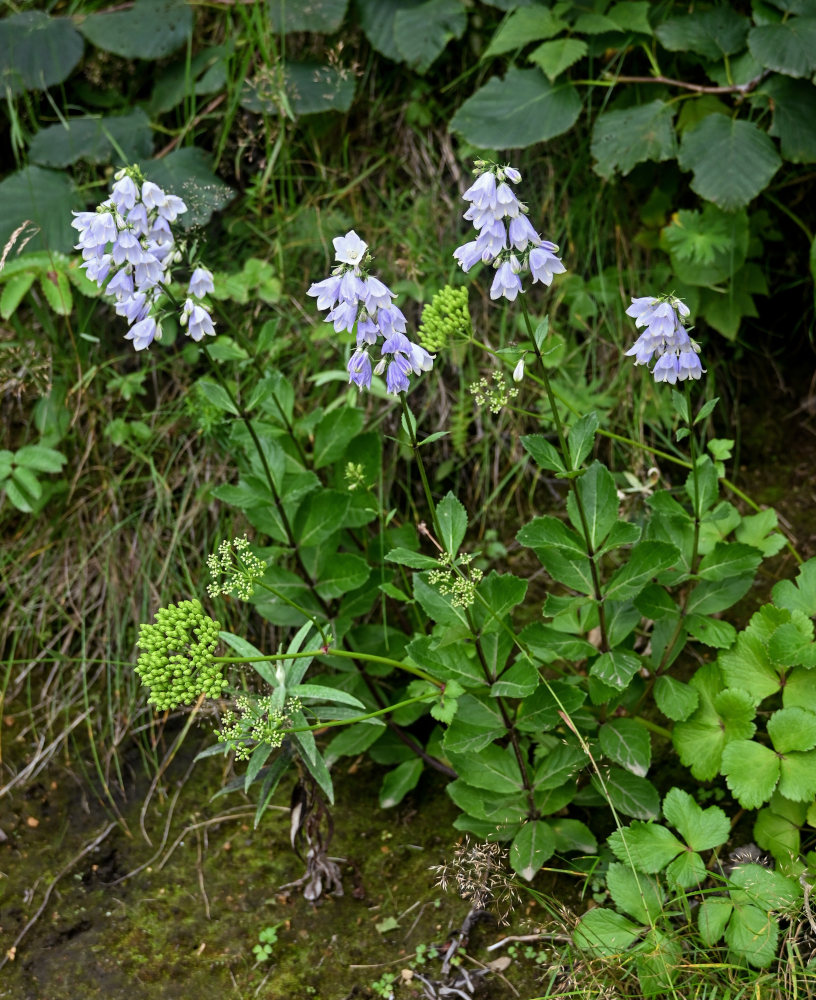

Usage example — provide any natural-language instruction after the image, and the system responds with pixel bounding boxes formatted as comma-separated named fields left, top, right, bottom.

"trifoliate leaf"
left=591, top=100, right=677, bottom=180
left=606, top=863, right=664, bottom=923
left=724, top=903, right=778, bottom=967
left=721, top=739, right=780, bottom=808
left=450, top=67, right=582, bottom=149
left=698, top=898, right=733, bottom=946
left=678, top=116, right=781, bottom=210
left=662, top=787, right=730, bottom=852
left=754, top=805, right=801, bottom=861
left=665, top=850, right=707, bottom=889
left=608, top=822, right=682, bottom=872
left=728, top=862, right=802, bottom=911
left=778, top=749, right=816, bottom=801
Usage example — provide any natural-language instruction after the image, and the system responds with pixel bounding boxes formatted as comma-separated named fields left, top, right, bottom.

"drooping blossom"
left=625, top=295, right=705, bottom=384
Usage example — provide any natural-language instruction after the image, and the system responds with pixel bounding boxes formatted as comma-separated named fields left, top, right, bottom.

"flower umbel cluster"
left=216, top=693, right=302, bottom=761
left=136, top=599, right=223, bottom=711
left=417, top=284, right=472, bottom=353
left=207, top=536, right=266, bottom=601
left=71, top=165, right=215, bottom=351
left=428, top=552, right=483, bottom=609
left=469, top=371, right=518, bottom=414
left=625, top=294, right=705, bottom=384
left=454, top=161, right=566, bottom=301
left=307, top=230, right=434, bottom=394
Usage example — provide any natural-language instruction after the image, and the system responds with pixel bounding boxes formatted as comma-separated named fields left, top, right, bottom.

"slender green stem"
left=398, top=393, right=442, bottom=542
left=684, top=382, right=702, bottom=574
left=213, top=648, right=443, bottom=688
left=253, top=579, right=329, bottom=645
left=280, top=694, right=437, bottom=734
left=520, top=298, right=609, bottom=651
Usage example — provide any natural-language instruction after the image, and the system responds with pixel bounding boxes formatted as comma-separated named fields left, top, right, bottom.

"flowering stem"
left=279, top=694, right=437, bottom=735
left=684, top=381, right=702, bottom=572
left=253, top=579, right=330, bottom=646
left=520, top=298, right=609, bottom=652
left=398, top=392, right=442, bottom=543
left=212, top=648, right=443, bottom=688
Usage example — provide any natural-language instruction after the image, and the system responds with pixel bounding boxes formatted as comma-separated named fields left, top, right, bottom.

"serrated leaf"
left=698, top=898, right=733, bottom=946
left=721, top=739, right=780, bottom=807
left=0, top=11, right=84, bottom=95
left=778, top=749, right=816, bottom=801
left=574, top=908, right=642, bottom=957
left=591, top=100, right=677, bottom=180
left=697, top=542, right=763, bottom=582
left=450, top=67, right=581, bottom=149
left=79, top=0, right=193, bottom=59
left=567, top=461, right=618, bottom=549
left=606, top=863, right=664, bottom=923
left=517, top=515, right=585, bottom=555
left=492, top=658, right=538, bottom=698
left=533, top=743, right=587, bottom=790
left=599, top=719, right=651, bottom=777
left=567, top=411, right=599, bottom=470
left=595, top=768, right=659, bottom=820
left=768, top=706, right=816, bottom=754
left=662, top=787, right=730, bottom=852
left=315, top=553, right=370, bottom=600
left=14, top=445, right=66, bottom=474
left=772, top=558, right=816, bottom=616
left=724, top=903, right=778, bottom=967
left=654, top=676, right=699, bottom=722
left=294, top=489, right=350, bottom=546
left=686, top=614, right=737, bottom=649
left=603, top=541, right=680, bottom=601
left=312, top=405, right=365, bottom=468
left=521, top=433, right=566, bottom=473
left=656, top=7, right=749, bottom=59
left=385, top=547, right=440, bottom=569
left=483, top=7, right=567, bottom=57
left=528, top=37, right=587, bottom=81
left=665, top=850, right=707, bottom=889
left=450, top=742, right=524, bottom=793
left=195, top=378, right=239, bottom=415
left=510, top=820, right=556, bottom=880
left=748, top=17, right=816, bottom=78
left=379, top=758, right=424, bottom=808
left=754, top=805, right=801, bottom=861
left=608, top=822, right=683, bottom=872
left=590, top=651, right=641, bottom=691
left=0, top=273, right=36, bottom=320
left=678, top=116, right=781, bottom=211
left=719, top=633, right=779, bottom=703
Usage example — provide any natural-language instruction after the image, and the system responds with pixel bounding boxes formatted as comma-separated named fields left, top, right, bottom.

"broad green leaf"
left=13, top=445, right=65, bottom=475
left=566, top=461, right=618, bottom=550
left=0, top=12, right=84, bottom=95
left=685, top=575, right=754, bottom=615
left=665, top=850, right=707, bottom=889
left=450, top=743, right=524, bottom=793
left=748, top=17, right=816, bottom=78
left=492, top=657, right=538, bottom=698
left=324, top=723, right=384, bottom=766
left=678, top=116, right=781, bottom=210
left=595, top=768, right=659, bottom=820
left=5, top=479, right=33, bottom=512
left=294, top=490, right=351, bottom=546
left=778, top=749, right=816, bottom=801
left=607, top=1, right=652, bottom=34
left=515, top=681, right=587, bottom=733
left=39, top=270, right=72, bottom=316
left=599, top=719, right=651, bottom=777
left=436, top=491, right=468, bottom=556
left=603, top=541, right=680, bottom=601
left=483, top=7, right=567, bottom=57
left=589, top=651, right=641, bottom=691
left=764, top=75, right=816, bottom=162
left=728, top=862, right=802, bottom=911
left=315, top=553, right=370, bottom=600
left=0, top=273, right=35, bottom=320
left=768, top=706, right=816, bottom=754
left=550, top=818, right=597, bottom=854
left=654, top=676, right=698, bottom=722
left=195, top=378, right=239, bottom=415
left=407, top=637, right=484, bottom=689
left=242, top=61, right=356, bottom=116
left=0, top=167, right=82, bottom=255
left=719, top=633, right=779, bottom=703
left=772, top=557, right=816, bottom=616
left=268, top=0, right=348, bottom=33
left=566, top=411, right=599, bottom=470
left=472, top=571, right=528, bottom=632
left=443, top=719, right=504, bottom=754
left=574, top=908, right=641, bottom=957
left=413, top=575, right=469, bottom=628
left=517, top=515, right=585, bottom=555
left=533, top=744, right=587, bottom=790
left=450, top=68, right=581, bottom=149
left=379, top=758, right=424, bottom=808
left=686, top=614, right=737, bottom=649
left=660, top=206, right=750, bottom=285
left=635, top=928, right=681, bottom=998
left=604, top=599, right=641, bottom=647
left=28, top=110, right=153, bottom=168
left=698, top=898, right=733, bottom=946
left=385, top=547, right=440, bottom=569
left=724, top=903, right=778, bottom=967
left=608, top=822, right=682, bottom=872
left=528, top=38, right=587, bottom=81
left=721, top=739, right=780, bottom=807
left=312, top=406, right=365, bottom=468
left=79, top=0, right=193, bottom=59
left=394, top=0, right=467, bottom=73
left=656, top=7, right=749, bottom=58
left=591, top=100, right=677, bottom=180
left=356, top=0, right=422, bottom=61
left=754, top=805, right=801, bottom=861
left=521, top=433, right=566, bottom=473
left=510, top=820, right=556, bottom=880
left=144, top=148, right=235, bottom=227
left=783, top=667, right=816, bottom=711
left=606, top=863, right=664, bottom=923
left=673, top=679, right=756, bottom=781
left=662, top=787, right=730, bottom=852
left=697, top=542, right=763, bottom=582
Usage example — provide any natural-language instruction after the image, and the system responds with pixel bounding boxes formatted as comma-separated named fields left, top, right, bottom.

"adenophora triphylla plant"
left=626, top=294, right=705, bottom=383
left=71, top=165, right=215, bottom=350
left=307, top=230, right=434, bottom=394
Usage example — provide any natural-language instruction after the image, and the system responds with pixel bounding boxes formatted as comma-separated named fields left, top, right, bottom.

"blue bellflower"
left=307, top=230, right=434, bottom=395
left=453, top=161, right=566, bottom=301
left=625, top=295, right=705, bottom=383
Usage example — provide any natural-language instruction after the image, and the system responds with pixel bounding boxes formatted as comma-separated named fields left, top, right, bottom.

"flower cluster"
left=469, top=371, right=518, bottom=414
left=453, top=161, right=566, bottom=301
left=207, top=536, right=266, bottom=601
left=417, top=284, right=472, bottom=353
left=625, top=295, right=705, bottom=384
left=216, top=693, right=302, bottom=760
left=71, top=165, right=215, bottom=351
left=428, top=551, right=483, bottom=609
left=307, top=231, right=434, bottom=394
left=136, top=599, right=224, bottom=711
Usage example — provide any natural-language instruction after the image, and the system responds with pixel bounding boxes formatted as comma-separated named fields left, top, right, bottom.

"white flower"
left=333, top=230, right=368, bottom=269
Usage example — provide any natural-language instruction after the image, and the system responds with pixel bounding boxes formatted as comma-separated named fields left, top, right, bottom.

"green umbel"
left=136, top=599, right=223, bottom=710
